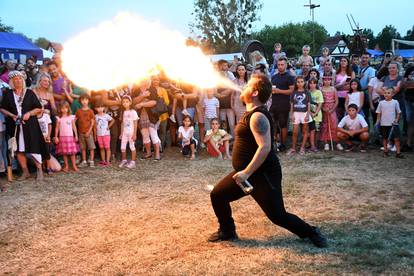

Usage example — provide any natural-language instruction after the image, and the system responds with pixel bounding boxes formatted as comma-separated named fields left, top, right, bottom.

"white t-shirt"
left=368, top=77, right=381, bottom=102
left=178, top=126, right=194, bottom=145
left=203, top=97, right=220, bottom=119
left=348, top=92, right=363, bottom=108
left=37, top=113, right=52, bottom=136
left=95, top=113, right=113, bottom=136
left=338, top=114, right=368, bottom=130
left=376, top=99, right=401, bottom=126
left=122, top=110, right=139, bottom=135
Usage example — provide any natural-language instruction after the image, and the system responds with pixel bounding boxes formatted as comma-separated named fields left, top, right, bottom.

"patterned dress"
left=320, top=87, right=338, bottom=142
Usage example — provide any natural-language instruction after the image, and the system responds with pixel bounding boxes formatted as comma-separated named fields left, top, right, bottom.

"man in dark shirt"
left=208, top=75, right=327, bottom=248
left=270, top=57, right=295, bottom=151
left=402, top=65, right=414, bottom=152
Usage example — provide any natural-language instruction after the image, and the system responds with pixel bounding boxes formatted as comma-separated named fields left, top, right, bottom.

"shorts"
left=97, top=135, right=110, bottom=149
left=270, top=109, right=289, bottom=129
left=79, top=133, right=96, bottom=150
left=207, top=142, right=225, bottom=157
left=182, top=138, right=198, bottom=156
left=308, top=121, right=320, bottom=131
left=121, top=133, right=136, bottom=152
left=381, top=125, right=401, bottom=140
left=292, top=112, right=313, bottom=125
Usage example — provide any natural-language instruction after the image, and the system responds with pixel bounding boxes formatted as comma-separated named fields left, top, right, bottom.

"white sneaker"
left=125, top=160, right=136, bottom=169
left=324, top=144, right=330, bottom=151
left=336, top=143, right=344, bottom=151
left=169, top=114, right=176, bottom=123
left=118, top=160, right=128, bottom=168
left=181, top=109, right=190, bottom=116
left=389, top=145, right=397, bottom=152
left=88, top=160, right=95, bottom=167
left=78, top=160, right=88, bottom=167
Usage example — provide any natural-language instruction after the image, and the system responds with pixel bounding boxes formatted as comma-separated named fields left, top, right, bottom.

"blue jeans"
left=176, top=107, right=195, bottom=126
left=405, top=99, right=414, bottom=123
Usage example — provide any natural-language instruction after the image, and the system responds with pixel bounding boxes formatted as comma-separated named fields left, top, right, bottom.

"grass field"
left=0, top=149, right=413, bottom=275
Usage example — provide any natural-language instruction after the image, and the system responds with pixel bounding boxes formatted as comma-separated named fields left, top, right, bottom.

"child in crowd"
left=119, top=95, right=139, bottom=169
left=320, top=76, right=342, bottom=151
left=297, top=45, right=314, bottom=67
left=76, top=94, right=96, bottom=167
left=318, top=47, right=332, bottom=71
left=178, top=115, right=197, bottom=160
left=169, top=83, right=189, bottom=123
left=271, top=43, right=286, bottom=75
left=37, top=109, right=54, bottom=173
left=337, top=104, right=369, bottom=152
left=203, top=118, right=232, bottom=159
left=376, top=90, right=403, bottom=158
left=54, top=101, right=79, bottom=172
left=203, top=88, right=220, bottom=131
left=308, top=78, right=324, bottom=152
left=287, top=76, right=312, bottom=155
left=95, top=101, right=114, bottom=166
left=345, top=79, right=364, bottom=115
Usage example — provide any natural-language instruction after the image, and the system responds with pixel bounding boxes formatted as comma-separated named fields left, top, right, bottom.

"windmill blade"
left=350, top=14, right=359, bottom=29
left=346, top=14, right=354, bottom=32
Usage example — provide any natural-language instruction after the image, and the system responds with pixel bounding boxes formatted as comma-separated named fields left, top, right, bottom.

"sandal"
left=299, top=148, right=306, bottom=155
left=140, top=155, right=152, bottom=160
left=383, top=151, right=389, bottom=157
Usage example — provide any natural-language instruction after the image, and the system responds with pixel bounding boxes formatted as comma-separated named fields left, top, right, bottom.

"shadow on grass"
left=230, top=222, right=414, bottom=274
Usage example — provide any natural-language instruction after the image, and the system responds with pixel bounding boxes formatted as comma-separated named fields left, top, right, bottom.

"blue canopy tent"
left=0, top=32, right=43, bottom=62
left=395, top=49, right=414, bottom=58
left=366, top=49, right=384, bottom=57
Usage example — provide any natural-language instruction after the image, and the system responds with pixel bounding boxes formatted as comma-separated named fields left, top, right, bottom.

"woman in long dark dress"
left=0, top=71, right=47, bottom=181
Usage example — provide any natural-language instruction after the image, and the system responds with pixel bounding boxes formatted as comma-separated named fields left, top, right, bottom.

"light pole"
left=304, top=0, right=320, bottom=55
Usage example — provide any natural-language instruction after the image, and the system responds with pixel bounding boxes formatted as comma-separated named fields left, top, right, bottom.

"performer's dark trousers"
left=210, top=162, right=314, bottom=239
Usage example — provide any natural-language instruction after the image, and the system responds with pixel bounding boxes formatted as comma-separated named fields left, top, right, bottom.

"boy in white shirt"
left=203, top=88, right=220, bottom=131
left=376, top=90, right=402, bottom=158
left=337, top=104, right=370, bottom=152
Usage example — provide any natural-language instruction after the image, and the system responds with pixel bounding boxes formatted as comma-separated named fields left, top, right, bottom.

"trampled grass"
left=0, top=149, right=413, bottom=275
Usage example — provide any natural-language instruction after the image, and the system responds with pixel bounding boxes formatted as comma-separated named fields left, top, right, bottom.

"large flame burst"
left=62, top=12, right=234, bottom=91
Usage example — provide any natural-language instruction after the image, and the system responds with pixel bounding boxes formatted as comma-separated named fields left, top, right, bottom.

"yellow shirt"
left=157, top=87, right=170, bottom=122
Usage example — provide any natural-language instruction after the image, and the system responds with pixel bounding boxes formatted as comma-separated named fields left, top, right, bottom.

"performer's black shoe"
left=208, top=229, right=238, bottom=242
left=308, top=227, right=328, bottom=248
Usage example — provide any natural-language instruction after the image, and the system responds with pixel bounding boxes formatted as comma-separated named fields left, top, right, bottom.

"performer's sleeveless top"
left=232, top=105, right=279, bottom=172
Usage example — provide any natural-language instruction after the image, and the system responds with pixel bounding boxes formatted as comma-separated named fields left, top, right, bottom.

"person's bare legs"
left=70, top=154, right=79, bottom=171
left=300, top=124, right=309, bottom=152
left=100, top=148, right=105, bottom=162
left=190, top=144, right=196, bottom=160
left=290, top=124, right=299, bottom=150
left=17, top=153, right=30, bottom=179
left=62, top=155, right=69, bottom=172
left=154, top=143, right=160, bottom=159
left=223, top=140, right=231, bottom=159
left=106, top=149, right=111, bottom=163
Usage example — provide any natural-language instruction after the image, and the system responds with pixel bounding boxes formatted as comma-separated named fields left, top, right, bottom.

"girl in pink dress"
left=320, top=76, right=341, bottom=151
left=54, top=101, right=79, bottom=172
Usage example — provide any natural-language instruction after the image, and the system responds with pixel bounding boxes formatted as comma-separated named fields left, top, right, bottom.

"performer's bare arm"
left=233, top=112, right=271, bottom=183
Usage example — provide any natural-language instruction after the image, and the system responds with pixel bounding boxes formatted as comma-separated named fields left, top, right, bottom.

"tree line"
left=190, top=0, right=414, bottom=57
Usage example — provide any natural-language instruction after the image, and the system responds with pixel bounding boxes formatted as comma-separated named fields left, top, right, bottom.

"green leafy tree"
left=376, top=25, right=401, bottom=51
left=0, top=18, right=13, bottom=32
left=404, top=25, right=414, bottom=40
left=190, top=0, right=262, bottom=54
left=34, top=37, right=50, bottom=49
left=252, top=21, right=329, bottom=58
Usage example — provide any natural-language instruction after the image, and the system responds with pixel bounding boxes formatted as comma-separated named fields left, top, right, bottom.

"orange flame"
left=61, top=12, right=239, bottom=91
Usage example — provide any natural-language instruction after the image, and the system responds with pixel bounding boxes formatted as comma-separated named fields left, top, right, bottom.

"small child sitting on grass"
left=203, top=118, right=232, bottom=159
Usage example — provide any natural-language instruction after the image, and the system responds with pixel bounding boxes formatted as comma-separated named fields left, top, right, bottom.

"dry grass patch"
left=0, top=149, right=413, bottom=275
